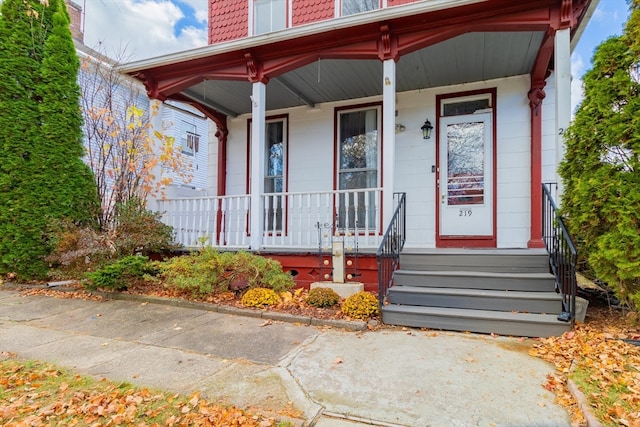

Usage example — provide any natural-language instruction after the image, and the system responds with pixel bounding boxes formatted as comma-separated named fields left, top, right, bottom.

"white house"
left=119, top=0, right=597, bottom=336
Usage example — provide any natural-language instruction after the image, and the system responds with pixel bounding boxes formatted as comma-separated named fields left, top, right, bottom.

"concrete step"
left=387, top=286, right=562, bottom=314
left=382, top=305, right=571, bottom=338
left=400, top=251, right=550, bottom=273
left=393, top=270, right=556, bottom=292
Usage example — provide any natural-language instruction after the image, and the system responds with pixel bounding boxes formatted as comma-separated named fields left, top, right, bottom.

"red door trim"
left=435, top=88, right=497, bottom=248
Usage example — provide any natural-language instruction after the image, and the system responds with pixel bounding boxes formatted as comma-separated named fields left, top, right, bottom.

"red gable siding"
left=292, top=0, right=334, bottom=26
left=209, top=0, right=249, bottom=44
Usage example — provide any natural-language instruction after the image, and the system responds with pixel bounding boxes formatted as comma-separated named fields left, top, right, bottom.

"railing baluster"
left=156, top=189, right=387, bottom=250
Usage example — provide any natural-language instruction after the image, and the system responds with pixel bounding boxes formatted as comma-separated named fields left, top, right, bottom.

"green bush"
left=85, top=255, right=157, bottom=291
left=341, top=291, right=379, bottom=320
left=160, top=250, right=295, bottom=297
left=159, top=247, right=229, bottom=297
left=306, top=287, right=340, bottom=308
left=241, top=287, right=280, bottom=308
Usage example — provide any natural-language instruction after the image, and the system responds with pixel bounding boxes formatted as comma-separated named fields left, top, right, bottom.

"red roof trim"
left=135, top=0, right=586, bottom=102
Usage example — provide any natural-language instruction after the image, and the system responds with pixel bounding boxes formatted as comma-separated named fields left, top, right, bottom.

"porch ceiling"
left=176, top=31, right=544, bottom=117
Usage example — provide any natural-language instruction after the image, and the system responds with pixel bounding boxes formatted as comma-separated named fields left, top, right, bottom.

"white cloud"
left=83, top=0, right=207, bottom=61
left=180, top=0, right=208, bottom=23
left=571, top=53, right=586, bottom=114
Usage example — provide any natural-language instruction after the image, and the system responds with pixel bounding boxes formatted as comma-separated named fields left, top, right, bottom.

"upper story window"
left=180, top=121, right=200, bottom=156
left=254, top=0, right=286, bottom=35
left=341, top=0, right=379, bottom=17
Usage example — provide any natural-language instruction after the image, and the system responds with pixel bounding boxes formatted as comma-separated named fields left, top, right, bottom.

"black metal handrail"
left=376, top=192, right=406, bottom=309
left=542, top=183, right=578, bottom=326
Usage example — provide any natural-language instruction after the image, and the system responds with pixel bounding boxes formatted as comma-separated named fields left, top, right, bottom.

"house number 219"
left=459, top=209, right=472, bottom=217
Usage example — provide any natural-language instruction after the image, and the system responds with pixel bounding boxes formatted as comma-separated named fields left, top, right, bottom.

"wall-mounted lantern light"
left=421, top=119, right=433, bottom=139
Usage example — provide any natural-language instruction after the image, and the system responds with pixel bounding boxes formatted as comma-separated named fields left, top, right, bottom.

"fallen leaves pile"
left=0, top=359, right=279, bottom=426
left=529, top=307, right=640, bottom=427
left=19, top=287, right=104, bottom=301
left=121, top=282, right=354, bottom=322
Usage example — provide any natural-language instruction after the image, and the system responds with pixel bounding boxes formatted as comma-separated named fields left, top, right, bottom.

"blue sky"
left=172, top=0, right=206, bottom=37
left=571, top=0, right=630, bottom=109
left=574, top=0, right=628, bottom=63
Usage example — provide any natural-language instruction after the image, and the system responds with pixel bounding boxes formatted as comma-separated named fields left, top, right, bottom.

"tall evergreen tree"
left=0, top=0, right=98, bottom=279
left=38, top=2, right=99, bottom=224
left=560, top=0, right=640, bottom=309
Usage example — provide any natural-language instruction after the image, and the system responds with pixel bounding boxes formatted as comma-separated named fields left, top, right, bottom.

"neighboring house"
left=160, top=101, right=210, bottom=198
left=65, top=1, right=209, bottom=213
left=120, top=0, right=598, bottom=336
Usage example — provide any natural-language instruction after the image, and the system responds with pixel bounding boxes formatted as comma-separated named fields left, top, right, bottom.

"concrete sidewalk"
left=0, top=288, right=571, bottom=426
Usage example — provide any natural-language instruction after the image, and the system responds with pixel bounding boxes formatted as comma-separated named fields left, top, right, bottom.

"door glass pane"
left=447, top=122, right=484, bottom=205
left=442, top=99, right=490, bottom=116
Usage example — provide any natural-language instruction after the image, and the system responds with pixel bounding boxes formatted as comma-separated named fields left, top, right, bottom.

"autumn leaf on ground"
left=0, top=359, right=278, bottom=426
left=529, top=304, right=640, bottom=426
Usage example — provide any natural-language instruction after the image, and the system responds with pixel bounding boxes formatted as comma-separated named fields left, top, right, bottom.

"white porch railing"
left=155, top=188, right=383, bottom=250
left=156, top=195, right=251, bottom=249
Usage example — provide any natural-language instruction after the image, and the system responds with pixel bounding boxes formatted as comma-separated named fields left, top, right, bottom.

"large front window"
left=337, top=107, right=379, bottom=229
left=264, top=119, right=286, bottom=231
left=341, top=0, right=379, bottom=17
left=254, top=0, right=286, bottom=35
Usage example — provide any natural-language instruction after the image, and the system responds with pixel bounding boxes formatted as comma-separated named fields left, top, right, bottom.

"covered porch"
left=120, top=1, right=592, bottom=336
left=121, top=0, right=596, bottom=253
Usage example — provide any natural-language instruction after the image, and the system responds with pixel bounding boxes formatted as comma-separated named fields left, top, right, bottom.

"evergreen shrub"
left=559, top=14, right=640, bottom=311
left=160, top=250, right=294, bottom=298
left=306, top=287, right=340, bottom=308
left=85, top=256, right=158, bottom=291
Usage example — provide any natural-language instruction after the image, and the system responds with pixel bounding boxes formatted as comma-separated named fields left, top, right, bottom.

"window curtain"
left=342, top=0, right=378, bottom=16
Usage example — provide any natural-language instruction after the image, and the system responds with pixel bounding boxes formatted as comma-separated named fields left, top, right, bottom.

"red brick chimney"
left=65, top=1, right=84, bottom=43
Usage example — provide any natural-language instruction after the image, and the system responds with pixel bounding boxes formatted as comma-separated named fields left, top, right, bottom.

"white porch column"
left=382, top=59, right=396, bottom=226
left=554, top=27, right=571, bottom=195
left=250, top=82, right=266, bottom=249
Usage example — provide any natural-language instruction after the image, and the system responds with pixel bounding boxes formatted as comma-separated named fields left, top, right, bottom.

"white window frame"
left=252, top=0, right=288, bottom=36
left=336, top=105, right=381, bottom=230
left=180, top=121, right=199, bottom=156
left=264, top=118, right=287, bottom=195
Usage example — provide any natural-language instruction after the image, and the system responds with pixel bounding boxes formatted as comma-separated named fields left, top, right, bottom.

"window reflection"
left=446, top=122, right=485, bottom=205
left=338, top=108, right=378, bottom=229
